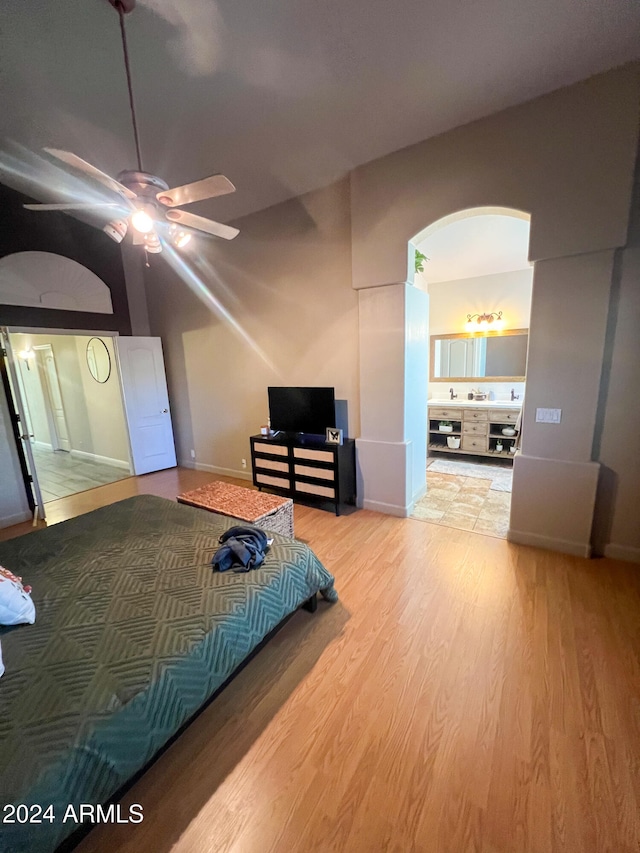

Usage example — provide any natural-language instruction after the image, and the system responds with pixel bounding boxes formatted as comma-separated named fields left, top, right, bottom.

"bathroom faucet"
left=449, top=387, right=457, bottom=400
left=511, top=388, right=520, bottom=401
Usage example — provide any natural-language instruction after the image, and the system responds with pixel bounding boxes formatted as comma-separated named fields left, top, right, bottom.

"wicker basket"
left=177, top=481, right=294, bottom=537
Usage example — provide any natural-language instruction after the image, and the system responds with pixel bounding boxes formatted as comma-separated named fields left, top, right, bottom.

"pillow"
left=0, top=566, right=35, bottom=626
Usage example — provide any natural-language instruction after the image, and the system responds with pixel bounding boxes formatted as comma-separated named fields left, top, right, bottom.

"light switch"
left=536, top=407, right=562, bottom=424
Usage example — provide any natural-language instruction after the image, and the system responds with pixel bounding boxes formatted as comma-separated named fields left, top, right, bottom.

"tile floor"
left=32, top=447, right=131, bottom=503
left=411, top=469, right=512, bottom=538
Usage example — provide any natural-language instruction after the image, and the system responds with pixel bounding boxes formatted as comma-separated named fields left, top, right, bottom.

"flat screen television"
left=268, top=387, right=335, bottom=436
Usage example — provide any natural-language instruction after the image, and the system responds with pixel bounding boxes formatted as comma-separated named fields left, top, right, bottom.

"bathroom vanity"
left=428, top=401, right=521, bottom=460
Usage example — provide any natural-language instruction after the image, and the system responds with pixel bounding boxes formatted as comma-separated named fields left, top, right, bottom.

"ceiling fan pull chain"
left=116, top=1, right=144, bottom=172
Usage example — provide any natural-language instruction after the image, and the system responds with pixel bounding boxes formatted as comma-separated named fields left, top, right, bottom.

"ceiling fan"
left=24, top=0, right=239, bottom=255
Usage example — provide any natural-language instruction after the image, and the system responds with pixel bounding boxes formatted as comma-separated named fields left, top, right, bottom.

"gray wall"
left=350, top=64, right=639, bottom=287
left=146, top=178, right=359, bottom=479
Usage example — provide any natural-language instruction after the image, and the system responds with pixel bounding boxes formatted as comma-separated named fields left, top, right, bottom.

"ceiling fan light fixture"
left=103, top=219, right=128, bottom=243
left=169, top=225, right=192, bottom=248
left=131, top=208, right=154, bottom=234
left=143, top=230, right=162, bottom=253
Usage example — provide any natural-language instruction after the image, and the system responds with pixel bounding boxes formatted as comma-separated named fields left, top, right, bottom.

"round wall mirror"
left=86, top=337, right=111, bottom=383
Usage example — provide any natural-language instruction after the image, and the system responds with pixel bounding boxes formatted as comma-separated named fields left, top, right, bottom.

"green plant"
left=414, top=250, right=428, bottom=274
left=439, top=421, right=452, bottom=428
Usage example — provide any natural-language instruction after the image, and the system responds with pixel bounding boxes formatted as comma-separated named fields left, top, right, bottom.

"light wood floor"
left=3, top=468, right=639, bottom=852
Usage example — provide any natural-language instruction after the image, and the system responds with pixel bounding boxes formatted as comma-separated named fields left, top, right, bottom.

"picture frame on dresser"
left=326, top=427, right=343, bottom=445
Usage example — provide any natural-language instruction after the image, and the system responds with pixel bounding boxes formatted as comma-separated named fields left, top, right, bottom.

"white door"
left=34, top=344, right=72, bottom=451
left=115, top=337, right=177, bottom=475
left=0, top=328, right=46, bottom=519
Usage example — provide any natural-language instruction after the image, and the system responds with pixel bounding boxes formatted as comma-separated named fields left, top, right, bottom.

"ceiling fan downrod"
left=108, top=0, right=143, bottom=172
left=108, top=0, right=135, bottom=13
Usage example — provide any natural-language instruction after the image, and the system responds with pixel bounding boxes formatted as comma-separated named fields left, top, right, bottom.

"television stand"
left=250, top=433, right=356, bottom=516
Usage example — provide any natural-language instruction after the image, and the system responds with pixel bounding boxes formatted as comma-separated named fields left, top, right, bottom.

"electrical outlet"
left=241, top=458, right=247, bottom=469
left=536, top=407, right=562, bottom=424
left=190, top=449, right=196, bottom=459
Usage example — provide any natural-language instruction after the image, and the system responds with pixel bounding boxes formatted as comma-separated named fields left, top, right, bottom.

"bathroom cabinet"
left=428, top=404, right=521, bottom=461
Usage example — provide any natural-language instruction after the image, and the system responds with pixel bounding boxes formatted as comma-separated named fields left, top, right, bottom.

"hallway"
left=32, top=446, right=130, bottom=502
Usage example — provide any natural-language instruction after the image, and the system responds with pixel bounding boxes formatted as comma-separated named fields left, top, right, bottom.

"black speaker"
left=335, top=399, right=349, bottom=438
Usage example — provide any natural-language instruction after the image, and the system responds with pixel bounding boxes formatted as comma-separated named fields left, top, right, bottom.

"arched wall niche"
left=0, top=251, right=114, bottom=314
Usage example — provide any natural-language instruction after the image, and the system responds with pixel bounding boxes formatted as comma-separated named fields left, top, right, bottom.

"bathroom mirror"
left=86, top=337, right=111, bottom=383
left=430, top=329, right=528, bottom=381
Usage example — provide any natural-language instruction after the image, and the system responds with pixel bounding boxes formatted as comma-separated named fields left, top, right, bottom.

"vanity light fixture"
left=465, top=311, right=504, bottom=332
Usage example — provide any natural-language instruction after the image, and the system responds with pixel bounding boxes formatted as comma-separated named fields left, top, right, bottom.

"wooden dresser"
left=250, top=434, right=356, bottom=515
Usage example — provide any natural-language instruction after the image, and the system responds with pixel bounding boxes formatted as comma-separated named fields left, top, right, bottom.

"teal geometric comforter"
left=0, top=495, right=336, bottom=853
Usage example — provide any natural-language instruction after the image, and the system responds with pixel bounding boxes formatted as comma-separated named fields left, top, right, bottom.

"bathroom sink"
left=428, top=398, right=522, bottom=408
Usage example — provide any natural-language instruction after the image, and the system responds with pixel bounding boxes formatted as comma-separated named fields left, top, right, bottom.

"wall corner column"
left=356, top=282, right=428, bottom=516
left=508, top=249, right=616, bottom=557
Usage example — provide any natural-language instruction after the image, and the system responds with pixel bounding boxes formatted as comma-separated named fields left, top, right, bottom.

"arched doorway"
left=408, top=207, right=532, bottom=538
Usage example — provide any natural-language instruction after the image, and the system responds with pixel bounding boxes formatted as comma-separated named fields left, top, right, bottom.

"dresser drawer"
left=462, top=435, right=488, bottom=452
left=293, top=447, right=334, bottom=463
left=488, top=408, right=520, bottom=423
left=428, top=407, right=462, bottom=420
left=463, top=422, right=488, bottom=436
left=463, top=409, right=488, bottom=422
left=294, top=464, right=335, bottom=481
left=253, top=441, right=288, bottom=456
left=295, top=481, right=335, bottom=499
left=255, top=458, right=289, bottom=473
left=255, top=473, right=290, bottom=489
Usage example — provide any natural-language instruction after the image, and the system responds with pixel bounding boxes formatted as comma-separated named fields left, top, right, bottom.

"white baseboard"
left=70, top=449, right=130, bottom=470
left=0, top=509, right=33, bottom=529
left=179, top=459, right=252, bottom=481
left=507, top=528, right=591, bottom=558
left=407, top=484, right=427, bottom=515
left=603, top=543, right=640, bottom=563
left=33, top=440, right=52, bottom=451
left=360, top=498, right=409, bottom=517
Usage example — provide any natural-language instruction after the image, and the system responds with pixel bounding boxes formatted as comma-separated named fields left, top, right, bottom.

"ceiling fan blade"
left=164, top=209, right=239, bottom=240
left=156, top=175, right=236, bottom=208
left=24, top=203, right=122, bottom=211
left=44, top=148, right=137, bottom=200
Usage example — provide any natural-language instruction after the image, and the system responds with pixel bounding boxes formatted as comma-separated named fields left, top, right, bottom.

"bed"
left=0, top=495, right=337, bottom=853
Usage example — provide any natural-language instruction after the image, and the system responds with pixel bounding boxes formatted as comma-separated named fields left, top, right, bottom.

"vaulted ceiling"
left=2, top=0, right=639, bottom=223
